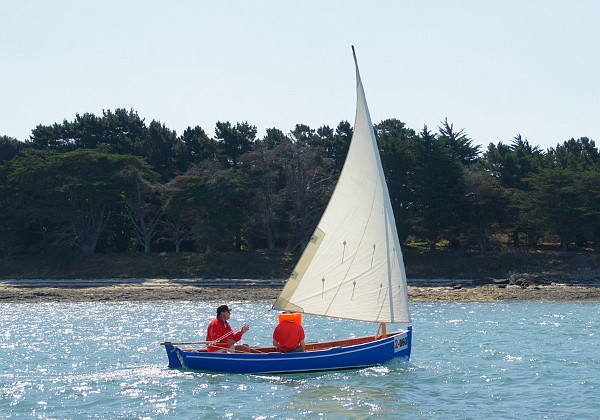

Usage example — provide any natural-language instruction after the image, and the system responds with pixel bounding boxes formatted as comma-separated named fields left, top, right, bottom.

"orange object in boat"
left=278, top=312, right=302, bottom=325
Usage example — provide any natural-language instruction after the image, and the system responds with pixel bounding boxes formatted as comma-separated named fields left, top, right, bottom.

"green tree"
left=240, top=143, right=288, bottom=251
left=535, top=137, right=600, bottom=251
left=210, top=165, right=255, bottom=252
left=115, top=168, right=164, bottom=253
left=179, top=160, right=256, bottom=253
left=374, top=118, right=418, bottom=244
left=437, top=118, right=480, bottom=165
left=482, top=135, right=545, bottom=246
left=483, top=135, right=543, bottom=190
left=215, top=121, right=257, bottom=168
left=546, top=137, right=599, bottom=170
left=463, top=168, right=506, bottom=251
left=162, top=168, right=218, bottom=254
left=28, top=108, right=147, bottom=154
left=0, top=135, right=23, bottom=163
left=411, top=126, right=466, bottom=251
left=526, top=168, right=586, bottom=252
left=71, top=113, right=103, bottom=149
left=29, top=121, right=75, bottom=151
left=311, top=122, right=352, bottom=170
left=278, top=138, right=335, bottom=251
left=290, top=124, right=317, bottom=145
left=332, top=121, right=353, bottom=170
left=4, top=149, right=154, bottom=255
left=99, top=108, right=148, bottom=154
left=259, top=128, right=289, bottom=150
left=579, top=168, right=600, bottom=253
left=141, top=120, right=179, bottom=179
left=160, top=177, right=198, bottom=253
left=180, top=125, right=218, bottom=165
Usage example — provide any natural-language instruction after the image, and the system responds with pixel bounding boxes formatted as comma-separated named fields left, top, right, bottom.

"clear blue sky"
left=2, top=0, right=599, bottom=151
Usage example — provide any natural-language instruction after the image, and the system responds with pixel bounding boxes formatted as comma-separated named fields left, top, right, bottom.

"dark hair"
left=217, top=305, right=231, bottom=315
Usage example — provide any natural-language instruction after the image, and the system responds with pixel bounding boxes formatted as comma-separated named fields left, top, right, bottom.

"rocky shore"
left=1, top=249, right=600, bottom=303
left=1, top=276, right=599, bottom=303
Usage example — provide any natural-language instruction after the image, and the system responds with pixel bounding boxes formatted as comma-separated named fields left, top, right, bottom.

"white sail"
left=274, top=49, right=411, bottom=324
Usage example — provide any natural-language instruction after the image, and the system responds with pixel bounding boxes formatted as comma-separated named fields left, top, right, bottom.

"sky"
left=2, top=0, right=599, bottom=152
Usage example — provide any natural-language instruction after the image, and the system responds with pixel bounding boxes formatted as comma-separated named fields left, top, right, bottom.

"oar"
left=204, top=313, right=263, bottom=345
left=160, top=313, right=263, bottom=347
left=159, top=341, right=211, bottom=346
left=159, top=328, right=242, bottom=347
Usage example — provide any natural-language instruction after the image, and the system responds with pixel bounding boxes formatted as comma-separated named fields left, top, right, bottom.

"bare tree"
left=279, top=137, right=336, bottom=251
left=124, top=173, right=165, bottom=253
left=241, top=143, right=286, bottom=251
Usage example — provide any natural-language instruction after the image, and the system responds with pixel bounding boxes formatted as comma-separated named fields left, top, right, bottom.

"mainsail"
left=273, top=48, right=411, bottom=324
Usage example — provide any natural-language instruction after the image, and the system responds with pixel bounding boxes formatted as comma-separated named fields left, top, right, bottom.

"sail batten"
left=273, top=48, right=411, bottom=324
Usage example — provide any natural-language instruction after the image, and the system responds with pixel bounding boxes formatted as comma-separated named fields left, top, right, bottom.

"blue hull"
left=163, top=328, right=411, bottom=374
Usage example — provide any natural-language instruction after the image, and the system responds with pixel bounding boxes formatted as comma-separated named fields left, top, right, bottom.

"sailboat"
left=160, top=47, right=412, bottom=374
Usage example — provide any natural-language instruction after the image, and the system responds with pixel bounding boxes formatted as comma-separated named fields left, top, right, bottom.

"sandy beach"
left=1, top=277, right=599, bottom=303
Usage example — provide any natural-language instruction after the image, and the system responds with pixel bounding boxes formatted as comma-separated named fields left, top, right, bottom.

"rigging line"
left=376, top=284, right=390, bottom=321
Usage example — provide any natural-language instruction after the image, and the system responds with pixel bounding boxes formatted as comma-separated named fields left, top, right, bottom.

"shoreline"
left=1, top=278, right=599, bottom=303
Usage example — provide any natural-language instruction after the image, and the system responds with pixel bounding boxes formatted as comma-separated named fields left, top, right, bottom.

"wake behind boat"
left=160, top=47, right=412, bottom=374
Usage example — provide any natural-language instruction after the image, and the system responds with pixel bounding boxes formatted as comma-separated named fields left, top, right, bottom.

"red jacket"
left=206, top=318, right=243, bottom=352
left=273, top=321, right=305, bottom=352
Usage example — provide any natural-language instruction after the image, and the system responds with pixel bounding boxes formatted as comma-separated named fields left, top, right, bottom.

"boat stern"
left=162, top=343, right=183, bottom=369
left=391, top=327, right=412, bottom=360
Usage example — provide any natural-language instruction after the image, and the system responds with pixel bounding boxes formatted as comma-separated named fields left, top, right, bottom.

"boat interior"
left=182, top=331, right=402, bottom=354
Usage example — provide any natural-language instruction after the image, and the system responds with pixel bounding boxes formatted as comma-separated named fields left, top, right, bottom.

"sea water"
left=0, top=300, right=598, bottom=419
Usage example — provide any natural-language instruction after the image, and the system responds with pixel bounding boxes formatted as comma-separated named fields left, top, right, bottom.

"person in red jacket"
left=206, top=305, right=249, bottom=352
left=273, top=312, right=306, bottom=352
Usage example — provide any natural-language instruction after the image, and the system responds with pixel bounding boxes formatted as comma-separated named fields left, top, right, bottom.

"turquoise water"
left=1, top=300, right=598, bottom=419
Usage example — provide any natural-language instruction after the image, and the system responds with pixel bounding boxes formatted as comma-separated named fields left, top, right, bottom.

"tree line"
left=1, top=108, right=598, bottom=258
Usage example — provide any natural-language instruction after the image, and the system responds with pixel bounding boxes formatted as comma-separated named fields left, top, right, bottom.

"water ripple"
left=1, top=301, right=599, bottom=418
